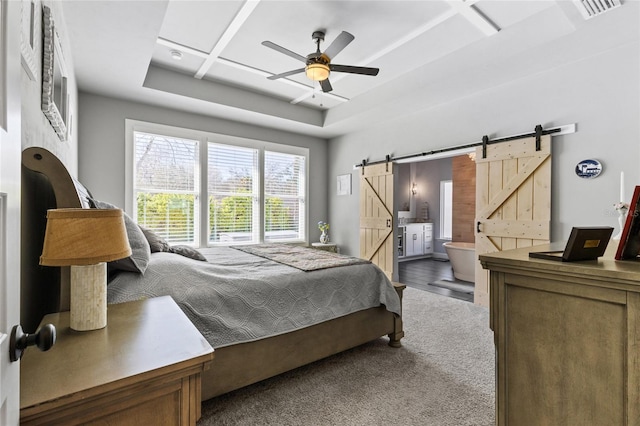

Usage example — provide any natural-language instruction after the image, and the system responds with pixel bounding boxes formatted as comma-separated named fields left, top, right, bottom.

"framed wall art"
left=337, top=173, right=352, bottom=196
left=41, top=5, right=68, bottom=141
left=21, top=0, right=40, bottom=81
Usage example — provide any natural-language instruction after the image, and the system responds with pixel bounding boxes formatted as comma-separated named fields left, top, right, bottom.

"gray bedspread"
left=107, top=246, right=401, bottom=349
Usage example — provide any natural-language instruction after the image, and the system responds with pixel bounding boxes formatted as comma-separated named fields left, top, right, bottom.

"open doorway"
left=394, top=151, right=476, bottom=302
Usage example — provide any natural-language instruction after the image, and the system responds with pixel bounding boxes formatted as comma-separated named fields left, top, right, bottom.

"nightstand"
left=20, top=296, right=214, bottom=426
left=311, top=242, right=338, bottom=253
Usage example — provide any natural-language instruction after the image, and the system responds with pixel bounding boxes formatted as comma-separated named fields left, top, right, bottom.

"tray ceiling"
left=61, top=0, right=637, bottom=138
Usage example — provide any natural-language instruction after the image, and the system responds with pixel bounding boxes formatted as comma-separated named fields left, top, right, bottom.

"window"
left=127, top=121, right=308, bottom=246
left=264, top=151, right=306, bottom=242
left=208, top=143, right=258, bottom=243
left=440, top=180, right=453, bottom=240
left=134, top=132, right=199, bottom=244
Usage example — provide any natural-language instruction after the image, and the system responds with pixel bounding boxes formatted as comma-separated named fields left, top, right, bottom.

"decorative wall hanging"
left=575, top=159, right=602, bottom=179
left=21, top=0, right=40, bottom=81
left=41, top=5, right=69, bottom=141
left=337, top=173, right=351, bottom=195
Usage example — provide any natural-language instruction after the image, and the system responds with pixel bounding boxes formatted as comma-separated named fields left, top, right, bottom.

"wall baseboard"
left=432, top=252, right=449, bottom=261
left=398, top=252, right=450, bottom=262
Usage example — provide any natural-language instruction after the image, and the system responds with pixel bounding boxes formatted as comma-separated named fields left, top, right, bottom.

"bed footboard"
left=201, top=282, right=405, bottom=401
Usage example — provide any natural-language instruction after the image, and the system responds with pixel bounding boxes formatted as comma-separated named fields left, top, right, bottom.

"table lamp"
left=40, top=208, right=132, bottom=331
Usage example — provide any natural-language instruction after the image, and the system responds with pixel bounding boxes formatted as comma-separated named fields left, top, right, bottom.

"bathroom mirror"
left=41, top=5, right=68, bottom=141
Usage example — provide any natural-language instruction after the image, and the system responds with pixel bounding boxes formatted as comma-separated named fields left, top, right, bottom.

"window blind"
left=208, top=143, right=258, bottom=243
left=134, top=132, right=199, bottom=244
left=264, top=151, right=305, bottom=242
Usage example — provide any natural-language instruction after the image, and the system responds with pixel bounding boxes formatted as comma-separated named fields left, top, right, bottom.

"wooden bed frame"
left=21, top=146, right=405, bottom=401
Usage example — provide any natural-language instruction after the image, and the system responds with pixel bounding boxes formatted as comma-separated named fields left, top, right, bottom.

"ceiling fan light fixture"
left=306, top=63, right=330, bottom=81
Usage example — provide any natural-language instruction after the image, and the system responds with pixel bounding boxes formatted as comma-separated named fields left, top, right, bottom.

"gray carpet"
left=429, top=279, right=475, bottom=294
left=198, top=287, right=495, bottom=426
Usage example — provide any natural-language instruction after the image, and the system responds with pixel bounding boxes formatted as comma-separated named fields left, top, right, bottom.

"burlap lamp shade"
left=40, top=209, right=132, bottom=331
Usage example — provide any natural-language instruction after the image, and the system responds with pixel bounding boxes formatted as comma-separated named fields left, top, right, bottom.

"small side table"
left=20, top=296, right=214, bottom=426
left=311, top=242, right=338, bottom=253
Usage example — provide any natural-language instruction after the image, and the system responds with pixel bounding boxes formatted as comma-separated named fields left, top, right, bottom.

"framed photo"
left=21, top=0, right=40, bottom=81
left=337, top=173, right=351, bottom=196
left=615, top=185, right=640, bottom=260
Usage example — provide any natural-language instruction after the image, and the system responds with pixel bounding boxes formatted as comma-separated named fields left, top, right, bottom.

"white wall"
left=328, top=41, right=640, bottom=256
left=77, top=93, right=329, bottom=241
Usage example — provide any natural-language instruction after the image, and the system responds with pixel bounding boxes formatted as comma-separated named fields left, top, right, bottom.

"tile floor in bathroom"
left=398, top=258, right=474, bottom=303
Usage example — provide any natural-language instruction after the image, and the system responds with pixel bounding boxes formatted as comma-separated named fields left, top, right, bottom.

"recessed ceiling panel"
left=330, top=13, right=485, bottom=99
left=159, top=1, right=245, bottom=53
left=223, top=1, right=452, bottom=75
left=474, top=1, right=557, bottom=29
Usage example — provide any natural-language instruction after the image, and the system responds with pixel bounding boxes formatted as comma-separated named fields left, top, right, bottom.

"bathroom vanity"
left=480, top=245, right=640, bottom=425
left=398, top=223, right=433, bottom=259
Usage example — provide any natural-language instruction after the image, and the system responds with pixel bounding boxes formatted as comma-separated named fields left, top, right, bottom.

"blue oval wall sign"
left=575, top=159, right=602, bottom=179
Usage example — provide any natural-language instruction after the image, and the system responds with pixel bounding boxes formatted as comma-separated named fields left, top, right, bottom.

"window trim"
left=125, top=119, right=309, bottom=246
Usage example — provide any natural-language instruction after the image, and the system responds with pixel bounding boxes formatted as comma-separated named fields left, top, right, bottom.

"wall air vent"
left=574, top=0, right=621, bottom=19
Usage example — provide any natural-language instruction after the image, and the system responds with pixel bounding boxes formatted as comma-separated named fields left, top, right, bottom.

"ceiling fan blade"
left=322, top=31, right=354, bottom=60
left=320, top=79, right=333, bottom=93
left=261, top=41, right=307, bottom=63
left=330, top=64, right=379, bottom=76
left=267, top=68, right=306, bottom=80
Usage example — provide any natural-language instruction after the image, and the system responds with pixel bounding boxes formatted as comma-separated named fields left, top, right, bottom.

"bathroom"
left=396, top=154, right=476, bottom=301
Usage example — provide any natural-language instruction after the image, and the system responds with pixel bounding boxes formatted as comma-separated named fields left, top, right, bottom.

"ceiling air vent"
left=574, top=0, right=621, bottom=19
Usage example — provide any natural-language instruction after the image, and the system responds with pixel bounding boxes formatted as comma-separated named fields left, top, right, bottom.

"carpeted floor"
left=198, top=287, right=495, bottom=426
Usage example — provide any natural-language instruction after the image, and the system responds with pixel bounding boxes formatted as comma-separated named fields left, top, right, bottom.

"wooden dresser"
left=20, top=296, right=214, bottom=425
left=480, top=245, right=640, bottom=426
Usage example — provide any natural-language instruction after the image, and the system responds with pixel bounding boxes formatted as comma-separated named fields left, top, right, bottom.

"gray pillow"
left=91, top=200, right=151, bottom=274
left=169, top=245, right=207, bottom=261
left=139, top=226, right=170, bottom=253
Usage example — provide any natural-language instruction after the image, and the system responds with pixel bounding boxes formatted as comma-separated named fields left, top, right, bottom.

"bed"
left=21, top=146, right=405, bottom=401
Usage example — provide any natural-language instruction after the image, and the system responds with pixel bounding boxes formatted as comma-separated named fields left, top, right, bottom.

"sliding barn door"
left=360, top=163, right=394, bottom=279
left=474, top=135, right=552, bottom=306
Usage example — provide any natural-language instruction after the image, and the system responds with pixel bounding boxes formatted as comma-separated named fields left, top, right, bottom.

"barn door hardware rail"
left=353, top=123, right=575, bottom=169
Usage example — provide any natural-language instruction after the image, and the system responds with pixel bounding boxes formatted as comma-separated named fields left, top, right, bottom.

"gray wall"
left=77, top=93, right=329, bottom=242
left=328, top=41, right=640, bottom=256
left=414, top=158, right=452, bottom=255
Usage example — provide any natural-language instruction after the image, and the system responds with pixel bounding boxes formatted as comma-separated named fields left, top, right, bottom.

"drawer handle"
left=477, top=221, right=481, bottom=233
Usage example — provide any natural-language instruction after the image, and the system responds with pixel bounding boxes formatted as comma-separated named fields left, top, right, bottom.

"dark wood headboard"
left=21, top=147, right=93, bottom=331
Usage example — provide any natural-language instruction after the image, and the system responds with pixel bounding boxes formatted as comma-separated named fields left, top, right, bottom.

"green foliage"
left=209, top=194, right=253, bottom=235
left=138, top=192, right=299, bottom=243
left=137, top=193, right=195, bottom=243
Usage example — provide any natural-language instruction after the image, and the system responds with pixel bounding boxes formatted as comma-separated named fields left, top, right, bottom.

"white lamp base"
left=70, top=263, right=107, bottom=331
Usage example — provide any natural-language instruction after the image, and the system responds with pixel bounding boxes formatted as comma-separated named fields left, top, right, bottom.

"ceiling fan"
left=262, top=30, right=379, bottom=93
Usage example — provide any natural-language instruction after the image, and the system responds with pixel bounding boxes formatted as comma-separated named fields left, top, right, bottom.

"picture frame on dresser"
left=615, top=185, right=640, bottom=260
left=41, top=5, right=69, bottom=141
